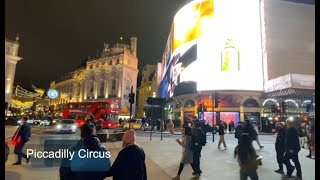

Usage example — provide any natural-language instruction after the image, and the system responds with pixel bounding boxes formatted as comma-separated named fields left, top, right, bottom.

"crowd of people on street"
left=9, top=114, right=315, bottom=180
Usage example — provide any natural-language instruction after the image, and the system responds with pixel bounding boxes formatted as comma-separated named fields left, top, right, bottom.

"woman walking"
left=171, top=127, right=195, bottom=180
left=234, top=133, right=259, bottom=180
left=167, top=119, right=175, bottom=135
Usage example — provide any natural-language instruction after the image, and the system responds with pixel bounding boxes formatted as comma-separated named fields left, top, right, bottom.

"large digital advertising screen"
left=159, top=0, right=263, bottom=98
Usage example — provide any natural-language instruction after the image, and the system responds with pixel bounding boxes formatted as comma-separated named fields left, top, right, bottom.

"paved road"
left=5, top=126, right=315, bottom=180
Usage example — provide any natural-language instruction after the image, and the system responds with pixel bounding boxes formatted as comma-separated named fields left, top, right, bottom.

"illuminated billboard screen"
left=159, top=0, right=263, bottom=98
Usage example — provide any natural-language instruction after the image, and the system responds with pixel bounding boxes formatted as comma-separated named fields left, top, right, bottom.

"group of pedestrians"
left=171, top=117, right=206, bottom=180
left=60, top=121, right=147, bottom=180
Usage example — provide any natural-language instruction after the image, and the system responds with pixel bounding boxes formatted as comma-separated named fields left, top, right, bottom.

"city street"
left=5, top=126, right=315, bottom=180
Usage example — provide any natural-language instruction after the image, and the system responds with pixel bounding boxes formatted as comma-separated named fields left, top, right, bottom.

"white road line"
left=226, top=160, right=238, bottom=165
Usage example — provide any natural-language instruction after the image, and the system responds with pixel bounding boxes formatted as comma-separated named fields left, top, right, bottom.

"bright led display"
left=159, top=0, right=263, bottom=98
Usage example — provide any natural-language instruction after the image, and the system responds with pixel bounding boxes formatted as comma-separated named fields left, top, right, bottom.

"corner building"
left=50, top=37, right=138, bottom=117
left=157, top=0, right=314, bottom=129
left=5, top=35, right=23, bottom=108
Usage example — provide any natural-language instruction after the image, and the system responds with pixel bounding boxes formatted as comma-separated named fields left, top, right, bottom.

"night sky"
left=5, top=0, right=187, bottom=89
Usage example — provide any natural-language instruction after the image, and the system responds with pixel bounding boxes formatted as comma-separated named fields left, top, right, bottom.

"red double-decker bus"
left=61, top=101, right=120, bottom=129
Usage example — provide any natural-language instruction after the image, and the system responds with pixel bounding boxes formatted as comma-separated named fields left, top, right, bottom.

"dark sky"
left=5, top=0, right=187, bottom=89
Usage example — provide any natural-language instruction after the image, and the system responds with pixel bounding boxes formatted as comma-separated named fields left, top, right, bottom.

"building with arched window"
left=49, top=37, right=138, bottom=117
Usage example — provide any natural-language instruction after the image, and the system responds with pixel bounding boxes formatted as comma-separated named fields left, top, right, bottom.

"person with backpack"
left=191, top=122, right=206, bottom=178
left=218, top=121, right=227, bottom=150
left=274, top=122, right=286, bottom=174
left=235, top=122, right=244, bottom=144
left=12, top=116, right=31, bottom=165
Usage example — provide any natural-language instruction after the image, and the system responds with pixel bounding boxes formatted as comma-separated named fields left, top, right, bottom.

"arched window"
left=243, top=98, right=259, bottom=107
left=184, top=99, right=195, bottom=108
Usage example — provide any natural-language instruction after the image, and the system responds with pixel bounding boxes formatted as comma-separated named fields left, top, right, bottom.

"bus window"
left=87, top=104, right=93, bottom=108
left=67, top=114, right=77, bottom=119
left=110, top=104, right=118, bottom=108
left=69, top=104, right=79, bottom=108
left=80, top=104, right=86, bottom=108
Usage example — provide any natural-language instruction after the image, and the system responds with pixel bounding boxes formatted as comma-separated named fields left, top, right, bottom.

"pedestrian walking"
left=298, top=123, right=307, bottom=148
left=228, top=121, right=232, bottom=133
left=190, top=122, right=206, bottom=178
left=59, top=123, right=110, bottom=180
left=306, top=121, right=315, bottom=159
left=282, top=119, right=302, bottom=179
left=234, top=133, right=259, bottom=180
left=86, top=114, right=96, bottom=126
left=253, top=122, right=264, bottom=149
left=12, top=116, right=31, bottom=165
left=274, top=122, right=286, bottom=174
left=235, top=122, right=244, bottom=144
left=218, top=121, right=227, bottom=149
left=167, top=119, right=175, bottom=135
left=107, top=129, right=147, bottom=180
left=171, top=127, right=195, bottom=180
left=96, top=118, right=103, bottom=133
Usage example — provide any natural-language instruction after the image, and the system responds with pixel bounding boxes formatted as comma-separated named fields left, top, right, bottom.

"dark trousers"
left=14, top=142, right=28, bottom=163
left=283, top=152, right=302, bottom=177
left=240, top=170, right=259, bottom=180
left=276, top=150, right=285, bottom=170
left=193, top=147, right=202, bottom=174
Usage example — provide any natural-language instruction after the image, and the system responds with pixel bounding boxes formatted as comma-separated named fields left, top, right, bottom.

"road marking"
left=226, top=160, right=238, bottom=165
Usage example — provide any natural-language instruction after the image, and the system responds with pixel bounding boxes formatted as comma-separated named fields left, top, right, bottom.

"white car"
left=55, top=119, right=77, bottom=133
left=40, top=120, right=50, bottom=126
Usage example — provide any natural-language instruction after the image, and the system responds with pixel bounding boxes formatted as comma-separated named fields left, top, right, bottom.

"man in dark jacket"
left=282, top=119, right=302, bottom=179
left=235, top=122, right=244, bottom=143
left=60, top=123, right=110, bottom=180
left=86, top=114, right=96, bottom=126
left=218, top=121, right=227, bottom=149
left=243, top=120, right=257, bottom=143
left=274, top=122, right=286, bottom=174
left=191, top=122, right=205, bottom=177
left=12, top=116, right=31, bottom=165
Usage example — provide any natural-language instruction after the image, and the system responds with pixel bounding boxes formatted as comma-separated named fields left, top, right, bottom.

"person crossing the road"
left=12, top=116, right=31, bottom=165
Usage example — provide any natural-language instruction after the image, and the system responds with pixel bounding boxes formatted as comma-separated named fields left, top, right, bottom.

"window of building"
left=117, top=59, right=120, bottom=64
left=89, top=64, right=93, bottom=69
left=109, top=60, right=112, bottom=65
left=100, top=81, right=104, bottom=96
left=111, top=80, right=116, bottom=90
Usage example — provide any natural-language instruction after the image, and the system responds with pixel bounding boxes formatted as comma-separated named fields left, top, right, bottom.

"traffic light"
left=306, top=104, right=311, bottom=112
left=214, top=92, right=220, bottom=108
left=199, top=103, right=203, bottom=113
left=129, top=93, right=135, bottom=104
left=270, top=104, right=276, bottom=113
left=276, top=106, right=281, bottom=113
left=281, top=101, right=287, bottom=113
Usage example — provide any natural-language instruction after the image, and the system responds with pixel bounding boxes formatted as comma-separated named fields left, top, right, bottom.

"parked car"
left=123, top=119, right=148, bottom=131
left=40, top=120, right=50, bottom=126
left=5, top=141, right=9, bottom=163
left=55, top=119, right=77, bottom=133
left=5, top=117, right=20, bottom=126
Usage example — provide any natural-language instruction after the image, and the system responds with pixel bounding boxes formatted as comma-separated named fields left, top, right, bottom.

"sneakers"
left=224, top=147, right=228, bottom=150
left=260, top=146, right=264, bottom=149
left=170, top=175, right=180, bottom=180
left=274, top=169, right=284, bottom=174
left=218, top=147, right=221, bottom=149
left=295, top=176, right=303, bottom=180
left=306, top=155, right=312, bottom=158
left=12, top=162, right=21, bottom=165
